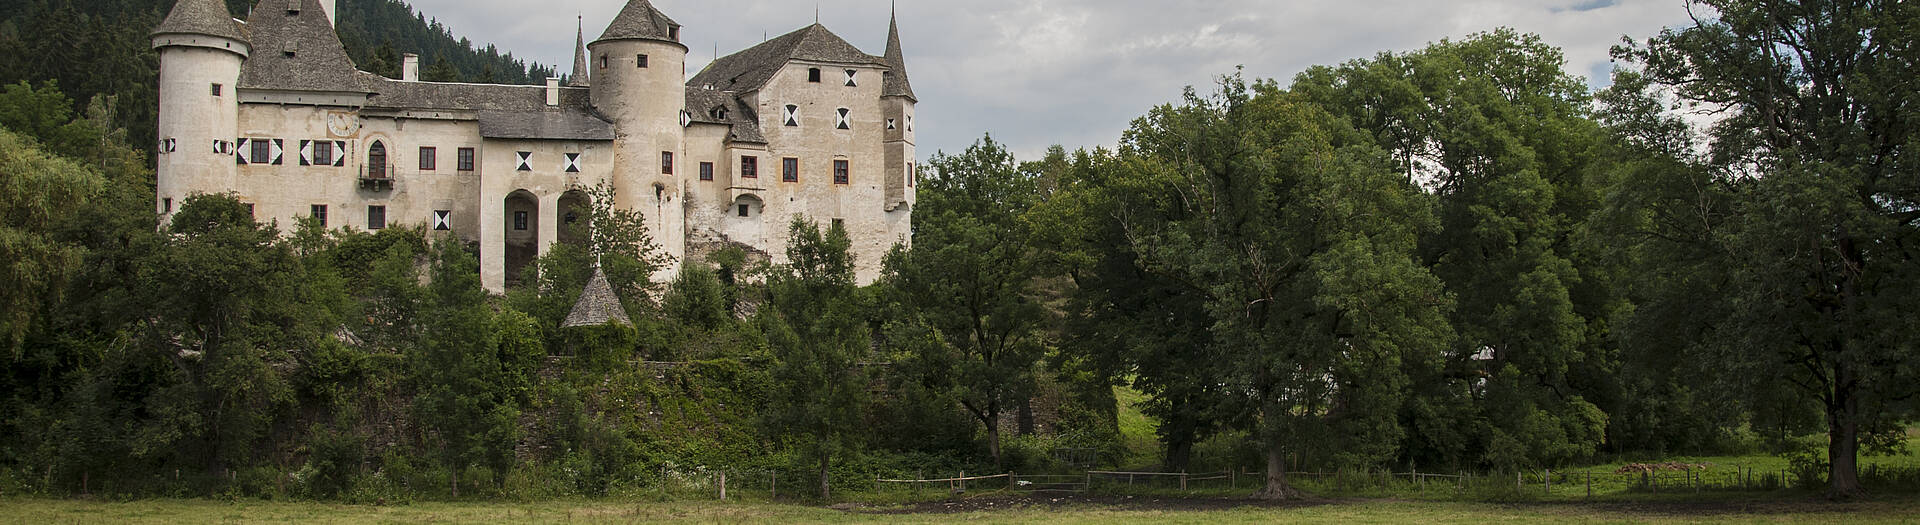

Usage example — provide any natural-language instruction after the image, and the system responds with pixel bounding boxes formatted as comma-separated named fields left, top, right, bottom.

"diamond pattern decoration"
left=516, top=151, right=533, bottom=171
left=271, top=139, right=284, bottom=165
left=564, top=153, right=581, bottom=173
left=887, top=118, right=897, bottom=130
left=783, top=105, right=799, bottom=127
left=212, top=139, right=231, bottom=154
left=433, top=210, right=452, bottom=231
left=836, top=108, right=850, bottom=130
left=844, top=69, right=857, bottom=87
left=299, top=140, right=312, bottom=166
left=236, top=138, right=250, bottom=165
left=333, top=141, right=347, bottom=167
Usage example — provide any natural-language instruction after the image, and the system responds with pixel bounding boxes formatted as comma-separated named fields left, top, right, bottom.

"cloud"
left=398, top=0, right=1697, bottom=160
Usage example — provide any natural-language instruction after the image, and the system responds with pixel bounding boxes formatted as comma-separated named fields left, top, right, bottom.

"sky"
left=395, top=0, right=1700, bottom=160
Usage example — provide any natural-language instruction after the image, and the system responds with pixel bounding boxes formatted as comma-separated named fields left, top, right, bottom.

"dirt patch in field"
left=1521, top=497, right=1894, bottom=518
left=855, top=494, right=1338, bottom=514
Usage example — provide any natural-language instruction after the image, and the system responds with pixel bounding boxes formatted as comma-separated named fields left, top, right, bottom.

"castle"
left=151, top=0, right=918, bottom=292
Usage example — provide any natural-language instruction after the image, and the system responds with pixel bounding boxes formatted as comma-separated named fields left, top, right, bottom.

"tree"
left=411, top=238, right=525, bottom=492
left=1616, top=0, right=1920, bottom=498
left=1111, top=74, right=1451, bottom=498
left=880, top=135, right=1047, bottom=467
left=1293, top=30, right=1618, bottom=470
left=0, top=126, right=102, bottom=355
left=760, top=218, right=870, bottom=499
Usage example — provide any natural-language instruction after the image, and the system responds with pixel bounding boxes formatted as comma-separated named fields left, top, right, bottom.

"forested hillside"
left=0, top=0, right=1913, bottom=505
left=0, top=0, right=558, bottom=156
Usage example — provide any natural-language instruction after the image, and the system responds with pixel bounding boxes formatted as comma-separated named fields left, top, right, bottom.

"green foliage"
left=0, top=126, right=101, bottom=355
left=762, top=218, right=872, bottom=498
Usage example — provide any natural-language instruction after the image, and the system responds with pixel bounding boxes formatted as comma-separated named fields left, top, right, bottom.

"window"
left=909, top=162, right=916, bottom=187
left=699, top=161, right=714, bottom=181
left=600, top=55, right=608, bottom=70
left=661, top=151, right=673, bottom=175
left=514, top=211, right=529, bottom=231
left=668, top=26, right=679, bottom=41
left=637, top=54, right=649, bottom=68
left=740, top=156, right=758, bottom=178
left=211, top=83, right=222, bottom=96
left=419, top=146, right=436, bottom=171
left=836, top=108, right=851, bottom=130
left=250, top=139, right=271, bottom=164
left=310, top=204, right=328, bottom=227
left=783, top=157, right=799, bottom=182
left=738, top=204, right=750, bottom=217
left=845, top=69, right=857, bottom=87
left=367, top=141, right=388, bottom=178
left=834, top=159, right=850, bottom=185
left=457, top=147, right=475, bottom=171
left=162, top=197, right=172, bottom=214
left=367, top=205, right=386, bottom=230
left=808, top=68, right=821, bottom=83
left=312, top=141, right=334, bottom=166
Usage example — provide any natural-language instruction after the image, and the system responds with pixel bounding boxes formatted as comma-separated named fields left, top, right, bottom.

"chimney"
left=402, top=53, right=419, bottom=81
left=546, top=77, right=561, bottom=106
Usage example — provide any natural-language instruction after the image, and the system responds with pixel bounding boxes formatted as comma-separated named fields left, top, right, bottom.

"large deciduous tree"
left=1116, top=75, right=1451, bottom=498
left=1616, top=0, right=1920, bottom=498
left=761, top=218, right=871, bottom=499
left=881, top=135, right=1048, bottom=467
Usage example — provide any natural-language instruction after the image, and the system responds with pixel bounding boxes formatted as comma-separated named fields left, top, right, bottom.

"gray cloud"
left=398, top=0, right=1696, bottom=159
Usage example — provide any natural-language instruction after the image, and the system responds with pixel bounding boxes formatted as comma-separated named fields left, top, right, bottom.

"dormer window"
left=282, top=41, right=298, bottom=59
left=808, top=68, right=821, bottom=83
left=710, top=106, right=729, bottom=120
left=668, top=26, right=680, bottom=41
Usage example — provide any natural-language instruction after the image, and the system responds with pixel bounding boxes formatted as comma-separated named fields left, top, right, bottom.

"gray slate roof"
left=688, top=24, right=887, bottom=93
left=563, top=268, right=633, bottom=328
left=478, top=110, right=615, bottom=141
left=152, top=0, right=245, bottom=42
left=596, top=0, right=680, bottom=44
left=358, top=73, right=592, bottom=111
left=685, top=88, right=767, bottom=144
left=882, top=14, right=916, bottom=101
left=570, top=18, right=591, bottom=87
left=238, top=0, right=363, bottom=93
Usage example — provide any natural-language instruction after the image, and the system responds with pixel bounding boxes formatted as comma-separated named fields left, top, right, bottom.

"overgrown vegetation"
left=1, top=0, right=1916, bottom=506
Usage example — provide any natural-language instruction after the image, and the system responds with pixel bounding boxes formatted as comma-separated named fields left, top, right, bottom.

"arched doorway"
left=558, top=189, right=590, bottom=247
left=367, top=141, right=388, bottom=179
left=504, top=189, right=539, bottom=287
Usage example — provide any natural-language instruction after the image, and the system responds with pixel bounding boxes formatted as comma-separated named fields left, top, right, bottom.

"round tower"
left=151, top=0, right=249, bottom=220
left=589, top=0, right=689, bottom=275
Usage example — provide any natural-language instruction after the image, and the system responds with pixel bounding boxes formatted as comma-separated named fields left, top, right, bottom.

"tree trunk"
left=1827, top=361, right=1863, bottom=499
left=1165, top=429, right=1195, bottom=473
left=986, top=415, right=1003, bottom=468
left=1256, top=444, right=1297, bottom=500
left=817, top=445, right=831, bottom=500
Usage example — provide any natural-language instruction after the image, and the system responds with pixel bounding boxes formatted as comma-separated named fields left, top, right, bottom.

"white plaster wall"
left=589, top=38, right=691, bottom=281
left=155, top=41, right=245, bottom=221
left=476, top=139, right=615, bottom=292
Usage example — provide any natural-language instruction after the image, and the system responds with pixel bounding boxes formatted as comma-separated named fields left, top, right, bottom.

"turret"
left=881, top=8, right=917, bottom=213
left=151, top=0, right=248, bottom=220
left=589, top=0, right=689, bottom=276
left=569, top=16, right=591, bottom=87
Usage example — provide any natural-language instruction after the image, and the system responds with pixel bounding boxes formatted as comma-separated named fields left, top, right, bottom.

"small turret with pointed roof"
left=882, top=6, right=916, bottom=101
left=570, top=16, right=591, bottom=87
left=152, top=0, right=246, bottom=44
left=597, top=0, right=681, bottom=44
left=564, top=266, right=633, bottom=328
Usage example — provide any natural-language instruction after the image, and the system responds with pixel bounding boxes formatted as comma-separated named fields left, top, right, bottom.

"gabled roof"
left=478, top=110, right=615, bottom=141
left=688, top=24, right=887, bottom=93
left=152, top=0, right=246, bottom=42
left=239, top=0, right=363, bottom=93
left=563, top=268, right=633, bottom=328
left=595, top=0, right=680, bottom=45
left=882, top=13, right=916, bottom=101
left=685, top=88, right=767, bottom=144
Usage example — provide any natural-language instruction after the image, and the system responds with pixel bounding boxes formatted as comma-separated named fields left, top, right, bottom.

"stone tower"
left=151, top=0, right=248, bottom=220
left=880, top=9, right=918, bottom=215
left=589, top=0, right=690, bottom=276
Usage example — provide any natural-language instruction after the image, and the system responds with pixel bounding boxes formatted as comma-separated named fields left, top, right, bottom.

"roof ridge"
left=596, top=0, right=681, bottom=44
left=152, top=0, right=246, bottom=42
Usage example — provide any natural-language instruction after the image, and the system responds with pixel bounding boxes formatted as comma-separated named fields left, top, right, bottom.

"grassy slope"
left=1112, top=386, right=1161, bottom=469
left=4, top=497, right=1917, bottom=524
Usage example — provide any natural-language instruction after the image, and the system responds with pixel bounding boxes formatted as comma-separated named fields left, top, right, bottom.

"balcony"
left=359, top=164, right=395, bottom=191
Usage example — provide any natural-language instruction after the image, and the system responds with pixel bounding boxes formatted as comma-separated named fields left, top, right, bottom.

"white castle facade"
left=152, top=0, right=918, bottom=291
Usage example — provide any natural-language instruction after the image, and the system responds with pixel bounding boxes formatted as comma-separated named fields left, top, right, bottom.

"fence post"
left=719, top=471, right=727, bottom=501
left=1008, top=472, right=1015, bottom=490
left=1586, top=471, right=1592, bottom=498
left=1545, top=468, right=1551, bottom=495
left=1516, top=471, right=1522, bottom=492
left=772, top=472, right=777, bottom=500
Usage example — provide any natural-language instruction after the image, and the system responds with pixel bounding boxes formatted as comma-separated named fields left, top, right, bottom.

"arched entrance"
left=504, top=189, right=539, bottom=287
left=558, top=189, right=590, bottom=247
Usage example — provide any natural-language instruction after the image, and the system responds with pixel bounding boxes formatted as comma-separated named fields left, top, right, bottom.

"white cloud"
left=397, top=0, right=1696, bottom=160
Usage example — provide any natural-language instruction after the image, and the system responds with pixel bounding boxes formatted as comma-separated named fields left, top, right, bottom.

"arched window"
left=368, top=141, right=388, bottom=179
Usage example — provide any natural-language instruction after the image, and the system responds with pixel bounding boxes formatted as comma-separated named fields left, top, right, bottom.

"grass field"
left=4, top=495, right=1917, bottom=524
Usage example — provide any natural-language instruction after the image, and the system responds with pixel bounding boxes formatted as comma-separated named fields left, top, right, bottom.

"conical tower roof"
left=596, top=0, right=680, bottom=44
left=563, top=268, right=633, bottom=328
left=152, top=0, right=245, bottom=42
left=882, top=10, right=916, bottom=101
left=570, top=16, right=591, bottom=87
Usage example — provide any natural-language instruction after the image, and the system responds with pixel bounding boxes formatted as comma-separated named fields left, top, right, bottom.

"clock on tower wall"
left=326, top=112, right=358, bottom=138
